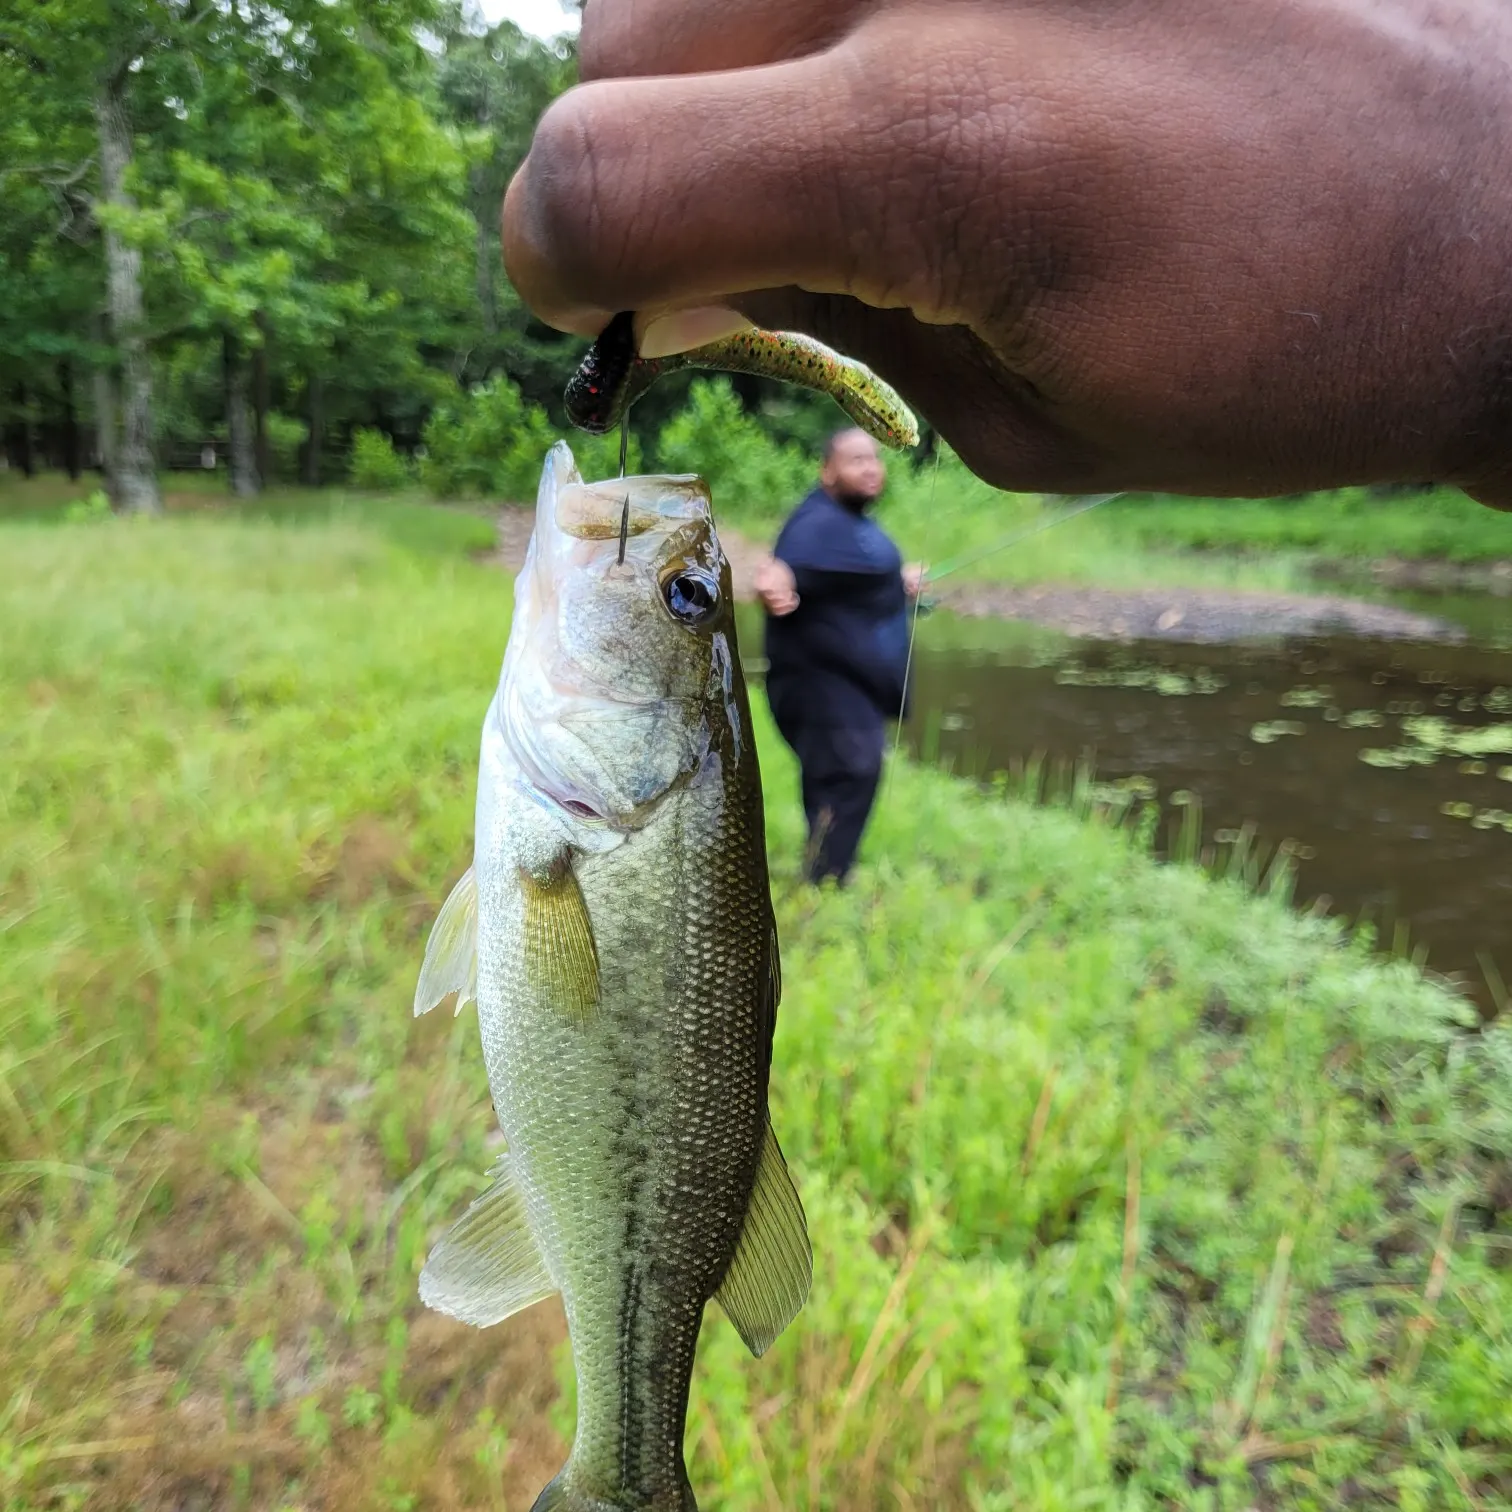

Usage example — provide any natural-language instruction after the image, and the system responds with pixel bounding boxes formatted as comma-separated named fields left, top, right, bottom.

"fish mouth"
left=492, top=442, right=720, bottom=827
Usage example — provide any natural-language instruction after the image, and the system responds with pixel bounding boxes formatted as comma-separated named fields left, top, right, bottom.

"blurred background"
left=4, top=2, right=1512, bottom=1508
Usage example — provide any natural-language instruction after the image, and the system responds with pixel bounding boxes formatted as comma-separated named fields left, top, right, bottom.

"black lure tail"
left=563, top=310, right=640, bottom=434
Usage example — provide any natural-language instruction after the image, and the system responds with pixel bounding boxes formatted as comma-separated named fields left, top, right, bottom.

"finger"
left=504, top=61, right=870, bottom=337
left=503, top=24, right=977, bottom=339
left=579, top=0, right=878, bottom=81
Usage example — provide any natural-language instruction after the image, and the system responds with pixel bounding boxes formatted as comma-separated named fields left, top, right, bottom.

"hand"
left=503, top=1, right=1512, bottom=508
left=753, top=555, right=800, bottom=616
left=902, top=563, right=926, bottom=599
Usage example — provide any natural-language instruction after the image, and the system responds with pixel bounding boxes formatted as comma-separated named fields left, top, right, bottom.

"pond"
left=742, top=589, right=1512, bottom=1015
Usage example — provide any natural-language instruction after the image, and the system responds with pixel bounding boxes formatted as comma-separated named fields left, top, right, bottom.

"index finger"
left=502, top=55, right=909, bottom=337
left=503, top=12, right=1022, bottom=338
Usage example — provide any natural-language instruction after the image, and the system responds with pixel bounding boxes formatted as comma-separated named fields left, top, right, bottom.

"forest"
left=0, top=0, right=685, bottom=511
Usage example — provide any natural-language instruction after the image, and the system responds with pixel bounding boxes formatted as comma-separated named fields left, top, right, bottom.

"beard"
left=834, top=488, right=877, bottom=513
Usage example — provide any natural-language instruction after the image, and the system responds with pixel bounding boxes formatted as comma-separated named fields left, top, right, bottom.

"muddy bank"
left=1314, top=556, right=1512, bottom=595
left=931, top=581, right=1462, bottom=643
left=486, top=510, right=1462, bottom=643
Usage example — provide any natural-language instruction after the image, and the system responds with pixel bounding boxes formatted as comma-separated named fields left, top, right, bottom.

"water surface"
left=742, top=590, right=1512, bottom=1013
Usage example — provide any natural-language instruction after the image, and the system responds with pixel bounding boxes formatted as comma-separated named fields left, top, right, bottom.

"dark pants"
left=770, top=700, right=885, bottom=884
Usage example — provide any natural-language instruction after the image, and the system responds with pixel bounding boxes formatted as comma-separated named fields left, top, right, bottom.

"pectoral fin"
left=715, top=1123, right=812, bottom=1357
left=520, top=858, right=600, bottom=1024
left=419, top=1155, right=556, bottom=1327
left=414, top=865, right=479, bottom=1017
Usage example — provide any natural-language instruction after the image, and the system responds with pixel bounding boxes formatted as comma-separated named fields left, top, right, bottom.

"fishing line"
left=925, top=491, right=1125, bottom=583
left=889, top=442, right=943, bottom=774
left=887, top=486, right=1125, bottom=778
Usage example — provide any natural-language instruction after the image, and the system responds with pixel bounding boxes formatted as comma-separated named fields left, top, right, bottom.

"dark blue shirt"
left=764, top=488, right=910, bottom=725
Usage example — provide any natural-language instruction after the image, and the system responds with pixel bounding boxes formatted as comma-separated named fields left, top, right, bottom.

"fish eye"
left=663, top=568, right=720, bottom=626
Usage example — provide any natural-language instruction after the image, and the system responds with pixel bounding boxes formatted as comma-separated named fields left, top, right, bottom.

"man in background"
left=755, top=428, right=924, bottom=884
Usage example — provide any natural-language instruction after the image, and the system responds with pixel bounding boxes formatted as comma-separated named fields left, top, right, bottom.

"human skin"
left=502, top=0, right=1512, bottom=508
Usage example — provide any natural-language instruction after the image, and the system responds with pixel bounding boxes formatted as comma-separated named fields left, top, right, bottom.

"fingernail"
left=637, top=306, right=754, bottom=359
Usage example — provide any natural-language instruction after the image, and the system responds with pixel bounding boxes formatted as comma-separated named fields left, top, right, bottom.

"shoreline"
left=488, top=509, right=1465, bottom=643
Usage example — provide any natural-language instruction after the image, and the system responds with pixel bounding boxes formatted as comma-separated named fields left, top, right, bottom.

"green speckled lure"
left=565, top=311, right=920, bottom=451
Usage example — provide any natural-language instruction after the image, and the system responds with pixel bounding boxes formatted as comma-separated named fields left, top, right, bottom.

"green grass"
left=867, top=472, right=1512, bottom=593
left=1100, top=486, right=1512, bottom=566
left=4, top=494, right=1512, bottom=1509
left=0, top=471, right=498, bottom=556
left=866, top=462, right=1311, bottom=594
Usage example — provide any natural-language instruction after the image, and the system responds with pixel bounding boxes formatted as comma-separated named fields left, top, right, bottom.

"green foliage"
left=655, top=378, right=813, bottom=527
left=62, top=489, right=112, bottom=524
left=264, top=414, right=308, bottom=482
left=350, top=428, right=414, bottom=492
left=420, top=377, right=641, bottom=501
left=434, top=21, right=582, bottom=405
left=3, top=500, right=1512, bottom=1507
left=0, top=0, right=558, bottom=493
left=419, top=377, right=555, bottom=501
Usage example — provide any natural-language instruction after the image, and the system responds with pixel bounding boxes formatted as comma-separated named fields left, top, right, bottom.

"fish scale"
left=489, top=794, right=767, bottom=1505
left=413, top=443, right=810, bottom=1512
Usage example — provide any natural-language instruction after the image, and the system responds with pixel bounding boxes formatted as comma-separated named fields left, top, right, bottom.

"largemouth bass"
left=414, top=441, right=810, bottom=1512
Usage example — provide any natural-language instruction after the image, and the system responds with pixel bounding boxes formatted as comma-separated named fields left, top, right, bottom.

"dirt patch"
left=303, top=815, right=414, bottom=908
left=484, top=508, right=1462, bottom=643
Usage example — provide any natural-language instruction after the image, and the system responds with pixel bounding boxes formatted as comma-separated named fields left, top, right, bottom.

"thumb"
left=502, top=46, right=951, bottom=339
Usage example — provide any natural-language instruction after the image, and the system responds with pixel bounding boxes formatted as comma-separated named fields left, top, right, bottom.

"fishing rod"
left=922, top=491, right=1126, bottom=584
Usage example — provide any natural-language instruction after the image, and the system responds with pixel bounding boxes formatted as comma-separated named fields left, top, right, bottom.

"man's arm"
left=504, top=0, right=1512, bottom=508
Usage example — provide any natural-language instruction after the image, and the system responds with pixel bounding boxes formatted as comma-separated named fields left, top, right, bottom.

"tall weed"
left=2, top=513, right=1511, bottom=1509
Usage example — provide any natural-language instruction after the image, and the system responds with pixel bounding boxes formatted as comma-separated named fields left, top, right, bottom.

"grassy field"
left=4, top=484, right=1512, bottom=1510
left=1097, top=486, right=1512, bottom=566
left=867, top=467, right=1512, bottom=594
left=11, top=443, right=1512, bottom=607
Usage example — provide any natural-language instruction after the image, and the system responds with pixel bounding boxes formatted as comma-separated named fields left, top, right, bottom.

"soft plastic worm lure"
left=565, top=311, right=920, bottom=451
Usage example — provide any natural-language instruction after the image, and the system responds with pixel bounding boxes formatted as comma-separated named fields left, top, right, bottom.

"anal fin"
left=420, top=1154, right=556, bottom=1327
left=414, top=865, right=479, bottom=1017
left=715, top=1122, right=812, bottom=1357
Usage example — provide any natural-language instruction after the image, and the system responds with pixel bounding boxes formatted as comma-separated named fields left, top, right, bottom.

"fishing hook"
left=616, top=494, right=630, bottom=566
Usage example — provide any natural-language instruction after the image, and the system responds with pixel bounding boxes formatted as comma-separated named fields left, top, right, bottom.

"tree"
left=0, top=0, right=234, bottom=512
left=0, top=15, right=112, bottom=486
left=0, top=0, right=594, bottom=503
left=434, top=16, right=579, bottom=409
